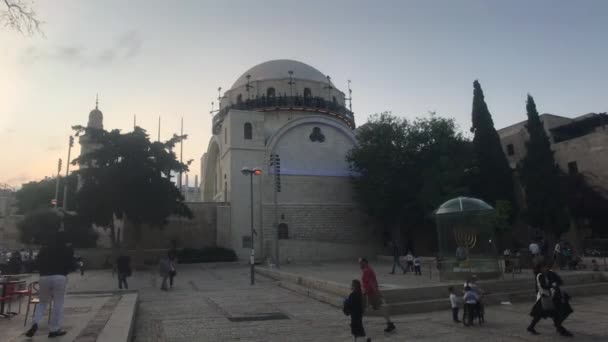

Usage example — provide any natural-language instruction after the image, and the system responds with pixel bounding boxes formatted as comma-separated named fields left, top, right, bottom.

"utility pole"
left=179, top=117, right=184, bottom=192
left=270, top=154, right=281, bottom=267
left=157, top=116, right=161, bottom=142
left=62, top=136, right=74, bottom=210
left=241, top=167, right=262, bottom=285
left=54, top=158, right=62, bottom=208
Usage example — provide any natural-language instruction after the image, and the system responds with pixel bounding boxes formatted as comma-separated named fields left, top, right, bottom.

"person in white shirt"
left=405, top=252, right=414, bottom=272
left=529, top=242, right=540, bottom=257
left=448, top=286, right=461, bottom=323
left=413, top=256, right=422, bottom=275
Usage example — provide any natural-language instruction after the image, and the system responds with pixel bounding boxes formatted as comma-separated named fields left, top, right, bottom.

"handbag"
left=540, top=295, right=554, bottom=311
left=537, top=273, right=555, bottom=311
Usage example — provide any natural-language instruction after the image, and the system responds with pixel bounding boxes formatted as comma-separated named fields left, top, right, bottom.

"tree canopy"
left=15, top=175, right=77, bottom=214
left=347, top=112, right=474, bottom=238
left=519, top=95, right=569, bottom=237
left=470, top=80, right=515, bottom=208
left=71, top=126, right=193, bottom=246
left=1, top=0, right=42, bottom=35
left=18, top=209, right=98, bottom=248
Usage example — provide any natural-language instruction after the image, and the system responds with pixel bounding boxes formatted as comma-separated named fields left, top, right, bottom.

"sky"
left=1, top=0, right=607, bottom=188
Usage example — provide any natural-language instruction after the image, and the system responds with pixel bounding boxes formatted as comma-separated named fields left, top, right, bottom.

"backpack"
left=342, top=296, right=352, bottom=316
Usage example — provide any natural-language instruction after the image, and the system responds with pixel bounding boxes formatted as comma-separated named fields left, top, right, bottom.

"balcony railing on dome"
left=212, top=95, right=355, bottom=134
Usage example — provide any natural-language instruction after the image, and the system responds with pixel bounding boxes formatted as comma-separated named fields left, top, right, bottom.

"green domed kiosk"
left=435, top=197, right=501, bottom=280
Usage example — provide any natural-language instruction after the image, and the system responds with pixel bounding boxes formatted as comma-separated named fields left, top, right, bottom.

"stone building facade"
left=498, top=113, right=608, bottom=189
left=200, top=60, right=381, bottom=262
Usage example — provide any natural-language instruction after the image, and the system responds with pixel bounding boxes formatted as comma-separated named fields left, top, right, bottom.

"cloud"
left=21, top=30, right=142, bottom=67
left=46, top=144, right=62, bottom=152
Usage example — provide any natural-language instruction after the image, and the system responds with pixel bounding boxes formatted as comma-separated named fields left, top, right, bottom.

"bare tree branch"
left=1, top=0, right=43, bottom=35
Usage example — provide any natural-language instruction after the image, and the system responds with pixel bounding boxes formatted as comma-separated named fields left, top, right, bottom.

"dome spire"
left=95, top=93, right=99, bottom=109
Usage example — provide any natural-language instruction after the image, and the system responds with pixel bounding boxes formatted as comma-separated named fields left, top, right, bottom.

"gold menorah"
left=454, top=229, right=477, bottom=250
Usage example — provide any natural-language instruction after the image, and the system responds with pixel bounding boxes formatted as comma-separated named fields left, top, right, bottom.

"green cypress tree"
left=520, top=95, right=569, bottom=237
left=470, top=80, right=514, bottom=207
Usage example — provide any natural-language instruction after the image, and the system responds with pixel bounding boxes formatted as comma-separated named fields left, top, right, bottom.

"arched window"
left=303, top=88, right=312, bottom=99
left=237, top=94, right=243, bottom=104
left=244, top=122, right=252, bottom=140
left=266, top=87, right=276, bottom=98
left=278, top=223, right=289, bottom=239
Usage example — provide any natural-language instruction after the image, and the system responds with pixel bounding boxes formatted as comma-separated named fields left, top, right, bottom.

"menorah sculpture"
left=454, top=229, right=478, bottom=253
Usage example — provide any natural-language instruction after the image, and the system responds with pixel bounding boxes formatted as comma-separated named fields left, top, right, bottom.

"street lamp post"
left=62, top=136, right=74, bottom=210
left=54, top=158, right=62, bottom=208
left=241, top=167, right=262, bottom=285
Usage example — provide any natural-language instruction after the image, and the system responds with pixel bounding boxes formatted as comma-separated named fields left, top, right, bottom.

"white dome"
left=231, top=59, right=329, bottom=89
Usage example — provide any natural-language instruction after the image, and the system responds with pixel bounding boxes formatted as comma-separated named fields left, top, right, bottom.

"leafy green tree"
left=72, top=126, right=193, bottom=246
left=15, top=176, right=78, bottom=214
left=18, top=209, right=98, bottom=247
left=15, top=178, right=55, bottom=214
left=347, top=112, right=473, bottom=240
left=470, top=80, right=515, bottom=208
left=519, top=95, right=569, bottom=237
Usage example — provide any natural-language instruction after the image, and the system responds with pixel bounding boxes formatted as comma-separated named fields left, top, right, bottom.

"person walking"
left=159, top=254, right=171, bottom=291
left=389, top=240, right=406, bottom=274
left=527, top=260, right=573, bottom=337
left=359, top=257, right=396, bottom=333
left=413, top=256, right=422, bottom=275
left=553, top=241, right=562, bottom=269
left=168, top=252, right=177, bottom=288
left=25, top=232, right=74, bottom=338
left=116, top=254, right=131, bottom=290
left=343, top=279, right=370, bottom=341
left=77, top=257, right=85, bottom=276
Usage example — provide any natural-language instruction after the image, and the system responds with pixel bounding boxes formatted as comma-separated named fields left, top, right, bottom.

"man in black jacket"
left=25, top=231, right=74, bottom=338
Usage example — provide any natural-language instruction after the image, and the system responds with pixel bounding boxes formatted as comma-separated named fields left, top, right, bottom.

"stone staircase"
left=256, top=267, right=608, bottom=315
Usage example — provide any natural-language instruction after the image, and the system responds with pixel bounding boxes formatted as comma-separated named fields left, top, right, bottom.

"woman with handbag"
left=527, top=260, right=573, bottom=336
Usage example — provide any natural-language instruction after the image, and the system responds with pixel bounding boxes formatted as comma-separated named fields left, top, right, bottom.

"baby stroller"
left=463, top=301, right=484, bottom=326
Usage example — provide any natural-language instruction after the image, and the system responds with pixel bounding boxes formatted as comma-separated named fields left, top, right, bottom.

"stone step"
left=274, top=270, right=608, bottom=316
left=382, top=282, right=608, bottom=316
left=278, top=280, right=344, bottom=308
left=256, top=267, right=350, bottom=297
left=378, top=272, right=606, bottom=303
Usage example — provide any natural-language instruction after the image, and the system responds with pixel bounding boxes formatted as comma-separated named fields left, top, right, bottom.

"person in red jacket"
left=359, top=257, right=396, bottom=332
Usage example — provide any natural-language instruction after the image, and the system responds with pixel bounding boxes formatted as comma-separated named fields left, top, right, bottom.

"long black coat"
left=344, top=292, right=366, bottom=337
left=530, top=271, right=573, bottom=320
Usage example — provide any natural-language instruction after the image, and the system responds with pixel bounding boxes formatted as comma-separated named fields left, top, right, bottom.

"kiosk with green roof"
left=435, top=197, right=501, bottom=280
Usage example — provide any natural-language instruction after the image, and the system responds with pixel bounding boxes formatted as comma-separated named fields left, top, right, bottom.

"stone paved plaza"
left=2, top=263, right=608, bottom=341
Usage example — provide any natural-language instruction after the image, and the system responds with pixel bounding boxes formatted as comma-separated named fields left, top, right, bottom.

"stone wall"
left=124, top=202, right=223, bottom=249
left=261, top=204, right=381, bottom=262
left=74, top=248, right=169, bottom=269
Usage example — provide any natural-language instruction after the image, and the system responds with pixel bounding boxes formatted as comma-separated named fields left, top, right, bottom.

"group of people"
left=389, top=240, right=422, bottom=275
left=0, top=249, right=38, bottom=274
left=20, top=231, right=178, bottom=338
left=110, top=250, right=177, bottom=291
left=448, top=275, right=484, bottom=326
left=343, top=258, right=396, bottom=341
left=449, top=259, right=574, bottom=337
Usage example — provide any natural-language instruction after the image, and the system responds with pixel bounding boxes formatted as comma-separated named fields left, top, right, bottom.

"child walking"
left=448, top=286, right=461, bottom=323
left=414, top=256, right=422, bottom=275
left=343, top=279, right=371, bottom=342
